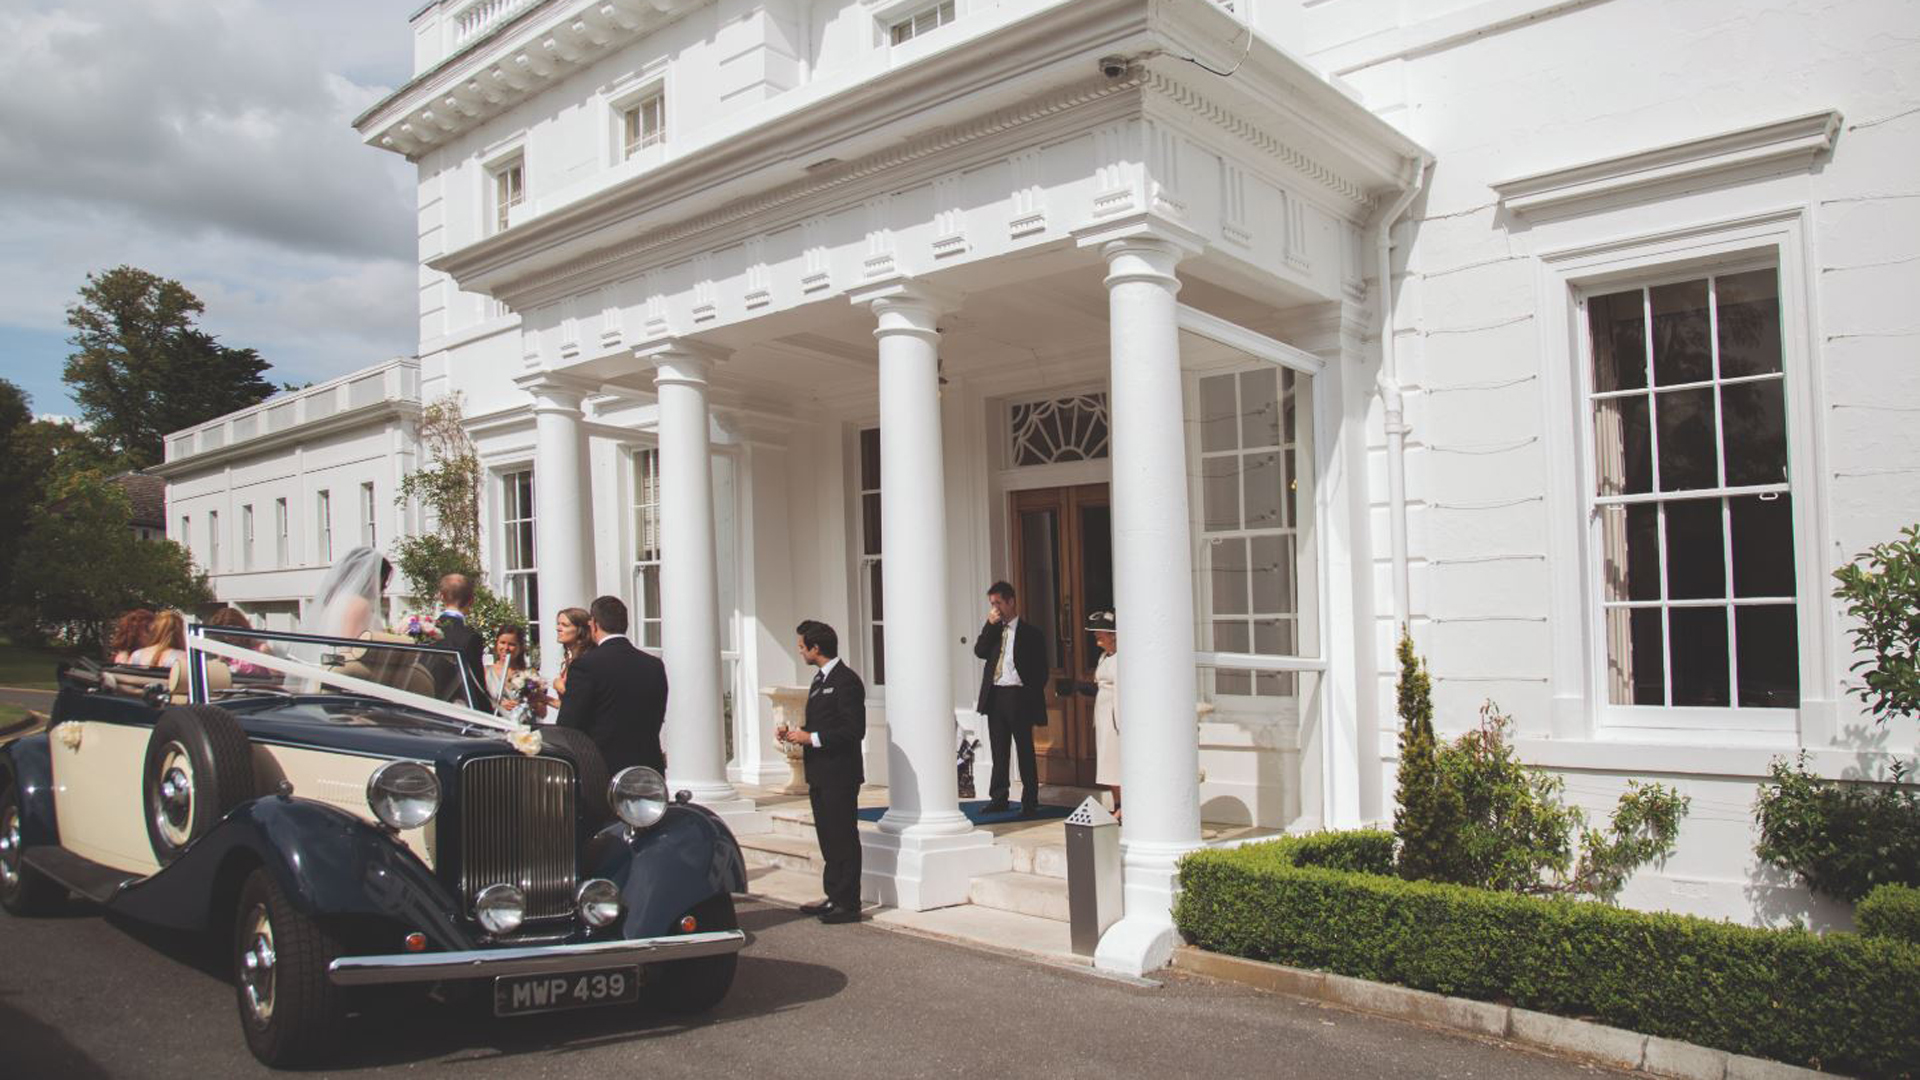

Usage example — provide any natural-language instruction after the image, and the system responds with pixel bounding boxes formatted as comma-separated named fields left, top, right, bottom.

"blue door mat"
left=856, top=800, right=1076, bottom=826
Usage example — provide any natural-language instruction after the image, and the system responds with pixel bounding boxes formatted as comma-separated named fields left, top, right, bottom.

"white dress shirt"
left=806, top=656, right=841, bottom=747
left=993, top=617, right=1023, bottom=687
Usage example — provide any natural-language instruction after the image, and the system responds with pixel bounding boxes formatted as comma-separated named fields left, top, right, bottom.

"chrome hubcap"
left=154, top=743, right=194, bottom=847
left=0, top=807, right=20, bottom=891
left=239, top=904, right=276, bottom=1025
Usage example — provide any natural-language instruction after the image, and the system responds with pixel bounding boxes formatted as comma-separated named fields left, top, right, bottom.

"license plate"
left=493, top=966, right=641, bottom=1017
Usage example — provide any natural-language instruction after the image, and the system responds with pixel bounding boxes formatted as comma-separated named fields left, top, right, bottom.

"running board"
left=22, top=847, right=140, bottom=905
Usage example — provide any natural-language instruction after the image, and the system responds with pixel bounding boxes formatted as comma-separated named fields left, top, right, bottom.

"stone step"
left=1004, top=842, right=1069, bottom=880
left=738, top=831, right=822, bottom=874
left=967, top=870, right=1071, bottom=923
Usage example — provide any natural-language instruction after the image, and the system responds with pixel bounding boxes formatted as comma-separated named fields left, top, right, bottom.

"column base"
left=1093, top=913, right=1179, bottom=977
left=860, top=828, right=1010, bottom=911
left=687, top=796, right=771, bottom=836
left=727, top=760, right=795, bottom=789
left=1093, top=836, right=1197, bottom=976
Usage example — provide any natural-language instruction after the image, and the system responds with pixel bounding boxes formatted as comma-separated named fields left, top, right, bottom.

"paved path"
left=0, top=687, right=55, bottom=711
left=0, top=895, right=1622, bottom=1079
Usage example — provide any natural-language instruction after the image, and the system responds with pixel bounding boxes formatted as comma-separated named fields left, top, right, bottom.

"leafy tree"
left=62, top=266, right=275, bottom=468
left=1393, top=629, right=1459, bottom=881
left=10, top=471, right=210, bottom=650
left=1832, top=523, right=1920, bottom=722
left=393, top=395, right=483, bottom=605
left=1755, top=754, right=1920, bottom=902
left=0, top=380, right=36, bottom=601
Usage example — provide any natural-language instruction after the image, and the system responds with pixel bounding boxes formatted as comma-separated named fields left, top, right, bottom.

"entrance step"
left=1004, top=841, right=1068, bottom=880
left=738, top=831, right=822, bottom=874
left=967, top=870, right=1070, bottom=923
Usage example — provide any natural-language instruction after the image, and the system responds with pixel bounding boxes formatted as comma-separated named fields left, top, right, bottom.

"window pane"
left=1721, top=379, right=1788, bottom=486
left=1242, top=451, right=1283, bottom=529
left=1239, top=369, right=1280, bottom=449
left=1252, top=618, right=1293, bottom=656
left=1730, top=494, right=1796, bottom=598
left=1213, top=619, right=1249, bottom=654
left=1715, top=269, right=1782, bottom=378
left=1588, top=289, right=1648, bottom=392
left=1249, top=534, right=1293, bottom=613
left=641, top=567, right=660, bottom=627
left=1664, top=498, right=1726, bottom=600
left=871, top=627, right=885, bottom=686
left=1605, top=607, right=1666, bottom=705
left=860, top=428, right=881, bottom=489
left=1211, top=538, right=1249, bottom=616
left=1736, top=604, right=1799, bottom=708
left=1199, top=375, right=1238, bottom=453
left=1655, top=387, right=1718, bottom=490
left=862, top=493, right=882, bottom=555
left=1600, top=502, right=1661, bottom=602
left=1668, top=606, right=1731, bottom=706
left=868, top=562, right=884, bottom=622
left=1202, top=456, right=1239, bottom=532
left=1593, top=394, right=1652, bottom=496
left=1282, top=370, right=1297, bottom=445
left=1650, top=279, right=1712, bottom=386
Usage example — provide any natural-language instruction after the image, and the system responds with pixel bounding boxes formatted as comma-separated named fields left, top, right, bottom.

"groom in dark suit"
left=973, top=580, right=1048, bottom=818
left=557, top=595, right=668, bottom=773
left=779, top=620, right=865, bottom=924
left=433, top=573, right=493, bottom=712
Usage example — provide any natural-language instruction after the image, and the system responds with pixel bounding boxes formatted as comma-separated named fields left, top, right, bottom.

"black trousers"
left=809, top=781, right=862, bottom=911
left=986, top=687, right=1040, bottom=810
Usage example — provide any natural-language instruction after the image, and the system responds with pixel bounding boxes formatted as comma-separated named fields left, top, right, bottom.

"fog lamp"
left=475, top=883, right=526, bottom=935
left=576, top=878, right=622, bottom=928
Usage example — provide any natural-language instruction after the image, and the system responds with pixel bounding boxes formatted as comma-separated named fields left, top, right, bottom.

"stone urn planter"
left=760, top=685, right=810, bottom=795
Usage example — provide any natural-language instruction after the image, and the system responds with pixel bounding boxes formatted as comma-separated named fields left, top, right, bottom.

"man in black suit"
left=557, top=595, right=668, bottom=773
left=973, top=580, right=1048, bottom=818
left=779, top=620, right=865, bottom=924
left=433, top=573, right=493, bottom=712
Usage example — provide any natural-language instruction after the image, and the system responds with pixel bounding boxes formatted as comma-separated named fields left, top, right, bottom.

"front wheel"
left=234, top=867, right=340, bottom=1066
left=644, top=892, right=738, bottom=1014
left=0, top=780, right=64, bottom=916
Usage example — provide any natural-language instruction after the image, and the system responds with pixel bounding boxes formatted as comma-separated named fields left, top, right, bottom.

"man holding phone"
left=973, top=580, right=1048, bottom=818
left=778, top=620, right=866, bottom=923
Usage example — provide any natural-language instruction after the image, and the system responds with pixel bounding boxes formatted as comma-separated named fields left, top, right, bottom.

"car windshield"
left=186, top=625, right=477, bottom=713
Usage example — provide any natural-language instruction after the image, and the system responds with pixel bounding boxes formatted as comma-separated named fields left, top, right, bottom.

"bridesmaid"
left=109, top=609, right=155, bottom=664
left=485, top=625, right=539, bottom=718
left=131, top=610, right=188, bottom=670
left=548, top=606, right=593, bottom=711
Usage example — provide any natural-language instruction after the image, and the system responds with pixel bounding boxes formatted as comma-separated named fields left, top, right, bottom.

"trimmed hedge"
left=1175, top=831, right=1920, bottom=1077
left=1859, top=884, right=1920, bottom=946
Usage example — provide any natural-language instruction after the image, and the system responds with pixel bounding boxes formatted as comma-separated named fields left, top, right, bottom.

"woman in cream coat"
left=1085, top=610, right=1121, bottom=817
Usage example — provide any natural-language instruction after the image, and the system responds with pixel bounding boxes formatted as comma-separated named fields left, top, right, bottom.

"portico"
left=405, top=0, right=1426, bottom=974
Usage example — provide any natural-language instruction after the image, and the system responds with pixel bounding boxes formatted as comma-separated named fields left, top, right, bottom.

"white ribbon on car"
left=186, top=631, right=522, bottom=735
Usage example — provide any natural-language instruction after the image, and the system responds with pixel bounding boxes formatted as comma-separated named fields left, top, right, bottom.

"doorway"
left=1007, top=483, right=1111, bottom=787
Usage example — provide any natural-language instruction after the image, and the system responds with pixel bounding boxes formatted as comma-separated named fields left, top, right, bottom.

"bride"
left=304, top=547, right=394, bottom=639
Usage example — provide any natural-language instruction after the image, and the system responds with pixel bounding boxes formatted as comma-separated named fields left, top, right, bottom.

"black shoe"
left=798, top=899, right=834, bottom=916
left=982, top=799, right=1010, bottom=813
left=818, top=907, right=862, bottom=924
left=1018, top=805, right=1040, bottom=820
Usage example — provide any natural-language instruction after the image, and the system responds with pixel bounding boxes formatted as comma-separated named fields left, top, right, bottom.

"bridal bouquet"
left=392, top=612, right=443, bottom=643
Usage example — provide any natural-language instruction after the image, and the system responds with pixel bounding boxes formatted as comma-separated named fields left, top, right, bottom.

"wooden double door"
left=1007, top=483, right=1111, bottom=787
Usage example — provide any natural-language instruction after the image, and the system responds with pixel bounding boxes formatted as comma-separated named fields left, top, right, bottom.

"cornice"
left=148, top=399, right=421, bottom=479
left=1493, top=109, right=1843, bottom=217
left=1142, top=69, right=1374, bottom=211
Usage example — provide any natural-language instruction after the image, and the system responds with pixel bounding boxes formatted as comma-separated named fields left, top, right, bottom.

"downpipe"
left=1372, top=154, right=1432, bottom=636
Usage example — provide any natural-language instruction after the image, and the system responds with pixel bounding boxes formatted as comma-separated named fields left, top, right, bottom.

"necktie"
left=995, top=625, right=1010, bottom=682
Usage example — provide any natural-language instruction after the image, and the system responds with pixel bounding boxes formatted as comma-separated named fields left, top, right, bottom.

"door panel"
left=1009, top=484, right=1110, bottom=788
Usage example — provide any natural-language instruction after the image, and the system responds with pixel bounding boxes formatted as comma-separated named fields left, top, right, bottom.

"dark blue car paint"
left=15, top=670, right=748, bottom=962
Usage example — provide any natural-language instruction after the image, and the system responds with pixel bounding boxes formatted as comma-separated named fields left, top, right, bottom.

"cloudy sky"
left=0, top=0, right=420, bottom=417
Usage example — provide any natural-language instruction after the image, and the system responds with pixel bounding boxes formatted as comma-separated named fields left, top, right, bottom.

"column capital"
left=849, top=276, right=963, bottom=337
left=512, top=370, right=601, bottom=414
left=1072, top=213, right=1206, bottom=258
left=633, top=337, right=732, bottom=388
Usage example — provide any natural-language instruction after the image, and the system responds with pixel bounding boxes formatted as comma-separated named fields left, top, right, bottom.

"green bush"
left=1754, top=754, right=1920, bottom=902
left=1176, top=834, right=1920, bottom=1077
left=1391, top=631, right=1459, bottom=882
left=1832, top=523, right=1920, bottom=722
left=1858, top=884, right=1920, bottom=946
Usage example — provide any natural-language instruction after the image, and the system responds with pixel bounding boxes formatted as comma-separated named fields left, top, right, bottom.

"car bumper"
left=326, top=929, right=747, bottom=986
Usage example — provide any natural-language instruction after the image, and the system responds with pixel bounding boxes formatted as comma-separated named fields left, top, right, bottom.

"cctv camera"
left=1099, top=55, right=1128, bottom=79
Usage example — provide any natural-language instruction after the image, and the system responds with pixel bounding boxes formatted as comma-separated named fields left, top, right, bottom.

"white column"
left=518, top=374, right=597, bottom=684
left=1090, top=231, right=1205, bottom=977
left=850, top=280, right=1007, bottom=910
left=637, top=340, right=764, bottom=831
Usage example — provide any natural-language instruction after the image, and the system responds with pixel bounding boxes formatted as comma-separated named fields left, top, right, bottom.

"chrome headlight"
left=609, top=766, right=668, bottom=830
left=365, top=761, right=440, bottom=830
left=576, top=878, right=622, bottom=928
left=475, top=883, right=526, bottom=935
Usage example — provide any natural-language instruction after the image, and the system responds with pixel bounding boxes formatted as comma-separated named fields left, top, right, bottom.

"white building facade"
left=166, top=0, right=1918, bottom=974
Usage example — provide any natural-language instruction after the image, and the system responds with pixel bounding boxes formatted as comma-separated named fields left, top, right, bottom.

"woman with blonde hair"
left=131, top=610, right=188, bottom=669
left=547, top=606, right=593, bottom=711
left=109, top=608, right=155, bottom=664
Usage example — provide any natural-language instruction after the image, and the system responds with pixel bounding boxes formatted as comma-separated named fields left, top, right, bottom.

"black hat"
left=1084, top=610, right=1115, bottom=633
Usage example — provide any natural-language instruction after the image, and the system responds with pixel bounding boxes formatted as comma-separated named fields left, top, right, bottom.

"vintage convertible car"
left=0, top=625, right=748, bottom=1066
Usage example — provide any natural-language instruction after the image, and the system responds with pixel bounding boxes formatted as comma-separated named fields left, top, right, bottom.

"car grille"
left=460, top=755, right=577, bottom=922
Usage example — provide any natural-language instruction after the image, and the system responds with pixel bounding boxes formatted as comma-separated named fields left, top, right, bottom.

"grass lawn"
left=0, top=641, right=81, bottom=690
left=0, top=702, right=28, bottom=729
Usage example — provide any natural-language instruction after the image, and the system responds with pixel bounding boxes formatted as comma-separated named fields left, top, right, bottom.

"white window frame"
left=629, top=447, right=664, bottom=651
left=483, top=141, right=526, bottom=236
left=274, top=498, right=289, bottom=569
left=208, top=510, right=220, bottom=574
left=854, top=427, right=884, bottom=686
left=498, top=466, right=537, bottom=625
left=1537, top=208, right=1832, bottom=745
left=179, top=515, right=191, bottom=556
left=883, top=0, right=956, bottom=46
left=360, top=481, right=378, bottom=550
left=241, top=504, right=254, bottom=572
left=315, top=490, right=332, bottom=565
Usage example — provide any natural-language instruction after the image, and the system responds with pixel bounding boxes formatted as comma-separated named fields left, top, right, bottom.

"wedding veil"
left=305, top=546, right=388, bottom=639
